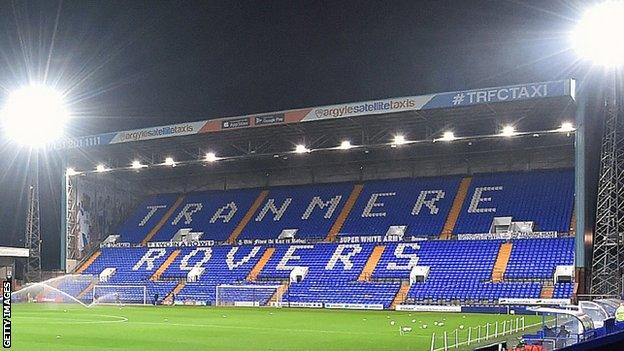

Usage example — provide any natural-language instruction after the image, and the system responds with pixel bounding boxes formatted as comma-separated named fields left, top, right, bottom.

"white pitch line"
left=12, top=314, right=128, bottom=324
left=126, top=320, right=434, bottom=338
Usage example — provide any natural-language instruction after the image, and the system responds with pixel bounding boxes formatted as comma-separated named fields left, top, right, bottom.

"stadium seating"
left=340, top=177, right=460, bottom=237
left=166, top=245, right=267, bottom=303
left=239, top=183, right=354, bottom=240
left=258, top=243, right=401, bottom=308
left=83, top=247, right=174, bottom=282
left=454, top=169, right=574, bottom=234
left=78, top=237, right=575, bottom=307
left=81, top=246, right=178, bottom=303
left=505, top=238, right=575, bottom=279
left=117, top=194, right=180, bottom=243
left=53, top=278, right=93, bottom=303
left=153, top=188, right=262, bottom=242
left=76, top=170, right=577, bottom=308
left=117, top=170, right=574, bottom=243
left=553, top=282, right=574, bottom=299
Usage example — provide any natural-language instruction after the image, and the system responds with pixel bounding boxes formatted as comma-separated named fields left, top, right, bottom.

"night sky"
left=0, top=0, right=594, bottom=269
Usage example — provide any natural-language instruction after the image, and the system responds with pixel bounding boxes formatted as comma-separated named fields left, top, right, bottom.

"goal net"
left=215, top=284, right=285, bottom=307
left=92, top=285, right=148, bottom=305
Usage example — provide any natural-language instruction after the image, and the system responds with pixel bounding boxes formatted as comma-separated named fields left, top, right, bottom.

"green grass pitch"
left=11, top=304, right=540, bottom=350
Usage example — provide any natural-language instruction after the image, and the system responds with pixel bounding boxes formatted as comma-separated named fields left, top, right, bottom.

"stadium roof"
left=59, top=79, right=576, bottom=171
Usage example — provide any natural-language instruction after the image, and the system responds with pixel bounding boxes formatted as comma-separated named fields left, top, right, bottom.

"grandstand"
left=69, top=168, right=576, bottom=308
left=15, top=79, right=597, bottom=350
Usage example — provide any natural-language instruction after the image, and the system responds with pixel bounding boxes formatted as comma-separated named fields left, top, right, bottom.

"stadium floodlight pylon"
left=25, top=155, right=42, bottom=283
left=590, top=75, right=624, bottom=297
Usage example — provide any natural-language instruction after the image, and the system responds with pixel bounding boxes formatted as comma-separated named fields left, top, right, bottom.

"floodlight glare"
left=501, top=125, right=516, bottom=137
left=205, top=152, right=218, bottom=162
left=295, top=144, right=309, bottom=153
left=131, top=160, right=145, bottom=169
left=339, top=140, right=353, bottom=150
left=440, top=131, right=456, bottom=142
left=393, top=135, right=406, bottom=146
left=164, top=157, right=176, bottom=166
left=66, top=168, right=78, bottom=176
left=96, top=164, right=108, bottom=173
left=1, top=84, right=70, bottom=146
left=572, top=1, right=624, bottom=67
left=559, top=122, right=575, bottom=132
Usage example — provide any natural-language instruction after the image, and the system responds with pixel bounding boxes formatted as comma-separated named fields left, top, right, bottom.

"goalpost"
left=92, top=285, right=148, bottom=305
left=215, top=284, right=285, bottom=307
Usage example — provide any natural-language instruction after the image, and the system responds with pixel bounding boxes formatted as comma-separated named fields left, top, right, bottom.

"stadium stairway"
left=75, top=251, right=101, bottom=273
left=247, top=247, right=275, bottom=281
left=227, top=190, right=269, bottom=244
left=492, top=242, right=513, bottom=282
left=569, top=207, right=576, bottom=234
left=390, top=281, right=411, bottom=309
left=151, top=249, right=182, bottom=281
left=540, top=284, right=554, bottom=299
left=326, top=184, right=363, bottom=241
left=268, top=282, right=289, bottom=305
left=141, top=195, right=185, bottom=245
left=440, top=177, right=472, bottom=240
left=163, top=281, right=186, bottom=305
left=77, top=281, right=97, bottom=300
left=358, top=245, right=385, bottom=281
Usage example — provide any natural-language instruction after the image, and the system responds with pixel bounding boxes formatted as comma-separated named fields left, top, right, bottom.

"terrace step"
left=540, top=285, right=554, bottom=299
left=227, top=190, right=269, bottom=244
left=75, top=251, right=101, bottom=273
left=390, top=281, right=411, bottom=309
left=150, top=249, right=181, bottom=281
left=163, top=281, right=186, bottom=305
left=358, top=245, right=385, bottom=282
left=141, top=195, right=185, bottom=245
left=268, top=282, right=289, bottom=306
left=326, top=184, right=364, bottom=242
left=441, top=177, right=472, bottom=239
left=77, top=281, right=97, bottom=300
left=492, top=242, right=513, bottom=282
left=247, top=247, right=275, bottom=282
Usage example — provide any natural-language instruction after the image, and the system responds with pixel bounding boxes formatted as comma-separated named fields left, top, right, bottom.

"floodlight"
left=164, top=157, right=176, bottom=166
left=131, top=160, right=145, bottom=169
left=66, top=168, right=78, bottom=176
left=392, top=135, right=406, bottom=146
left=96, top=164, right=108, bottom=173
left=501, top=125, right=516, bottom=137
left=339, top=140, right=353, bottom=150
left=205, top=152, right=218, bottom=162
left=559, top=122, right=575, bottom=132
left=295, top=144, right=309, bottom=153
left=1, top=84, right=70, bottom=146
left=440, top=131, right=456, bottom=142
left=572, top=1, right=624, bottom=67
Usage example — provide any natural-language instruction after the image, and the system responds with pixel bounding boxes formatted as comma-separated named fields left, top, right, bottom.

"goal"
left=92, top=285, right=148, bottom=305
left=215, top=284, right=285, bottom=307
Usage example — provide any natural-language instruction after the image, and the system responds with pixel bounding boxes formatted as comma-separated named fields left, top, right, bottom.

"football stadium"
left=8, top=77, right=598, bottom=351
left=3, top=1, right=624, bottom=351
